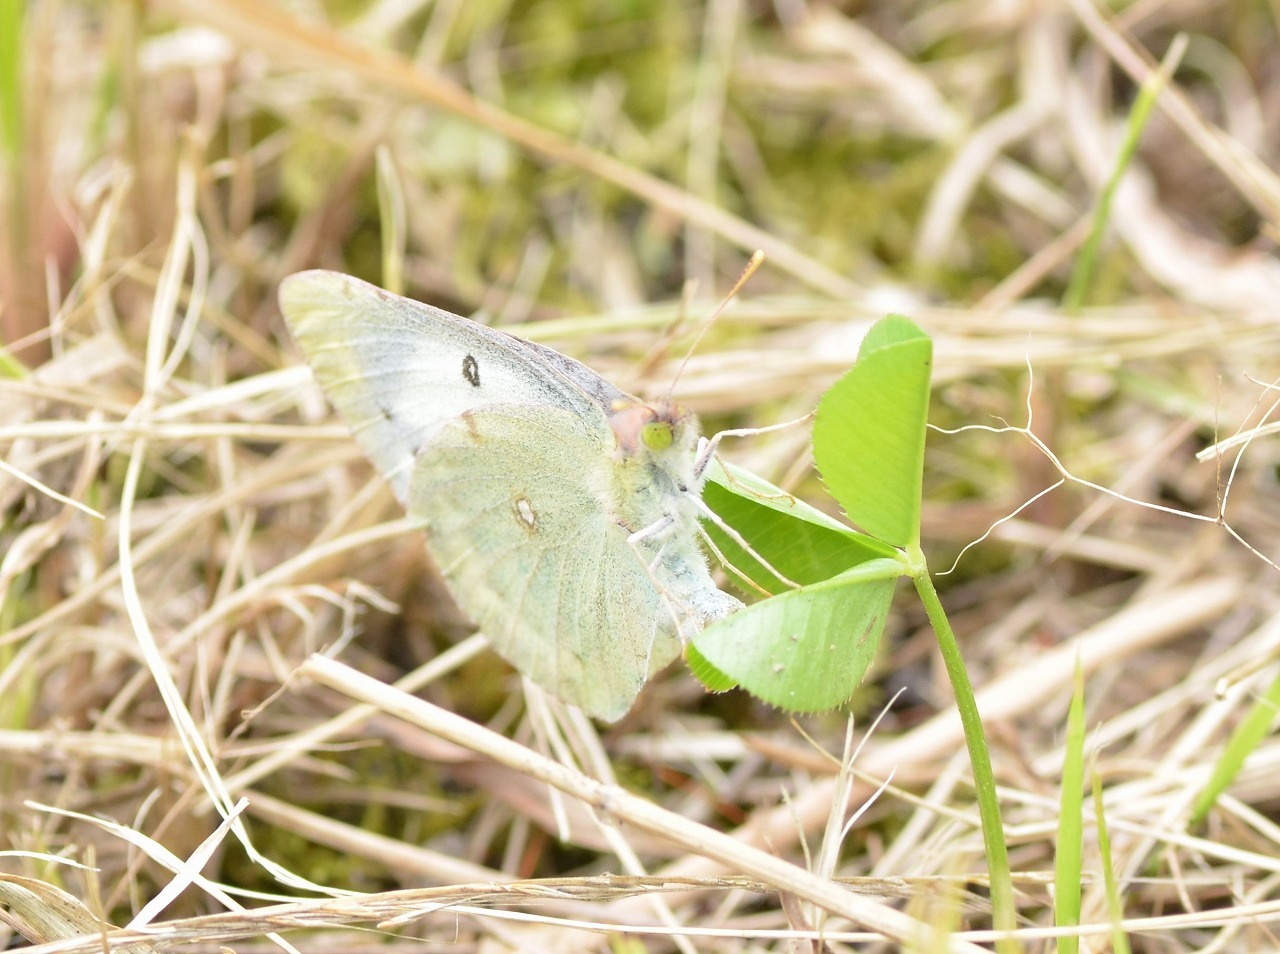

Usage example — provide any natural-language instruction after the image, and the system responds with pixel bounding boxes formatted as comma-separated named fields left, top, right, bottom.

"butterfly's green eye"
left=641, top=421, right=674, bottom=451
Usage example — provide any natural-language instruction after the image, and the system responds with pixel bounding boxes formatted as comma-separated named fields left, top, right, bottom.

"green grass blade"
left=1062, top=35, right=1186, bottom=313
left=0, top=0, right=31, bottom=376
left=1092, top=771, right=1132, bottom=954
left=376, top=144, right=407, bottom=296
left=0, top=1, right=22, bottom=162
left=1190, top=667, right=1280, bottom=825
left=1054, top=660, right=1085, bottom=954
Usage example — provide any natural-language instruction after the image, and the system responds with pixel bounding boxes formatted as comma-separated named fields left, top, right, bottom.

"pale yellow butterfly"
left=280, top=271, right=741, bottom=720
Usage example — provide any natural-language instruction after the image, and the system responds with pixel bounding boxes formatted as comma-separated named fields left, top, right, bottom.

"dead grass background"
left=2, top=0, right=1280, bottom=951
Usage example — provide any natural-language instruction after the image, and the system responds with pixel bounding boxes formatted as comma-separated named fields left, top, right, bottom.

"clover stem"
left=908, top=544, right=1019, bottom=951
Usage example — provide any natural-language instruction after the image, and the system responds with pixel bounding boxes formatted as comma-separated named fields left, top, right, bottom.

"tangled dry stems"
left=2, top=1, right=1280, bottom=951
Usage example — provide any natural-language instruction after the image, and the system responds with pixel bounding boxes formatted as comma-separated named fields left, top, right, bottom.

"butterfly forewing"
left=280, top=270, right=613, bottom=502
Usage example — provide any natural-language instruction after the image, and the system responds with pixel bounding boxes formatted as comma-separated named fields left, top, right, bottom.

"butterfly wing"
left=279, top=270, right=628, bottom=502
left=408, top=402, right=678, bottom=721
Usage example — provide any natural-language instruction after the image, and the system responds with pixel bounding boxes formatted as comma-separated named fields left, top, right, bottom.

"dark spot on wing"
left=462, top=354, right=480, bottom=387
left=376, top=401, right=394, bottom=423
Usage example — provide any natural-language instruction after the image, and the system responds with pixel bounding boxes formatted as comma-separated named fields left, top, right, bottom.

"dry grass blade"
left=305, top=655, right=989, bottom=953
left=0, top=875, right=152, bottom=952
left=158, top=0, right=863, bottom=299
left=3, top=1, right=1280, bottom=952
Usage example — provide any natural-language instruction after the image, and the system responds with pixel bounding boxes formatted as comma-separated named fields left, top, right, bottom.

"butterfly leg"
left=691, top=495, right=802, bottom=591
left=692, top=435, right=718, bottom=482
left=621, top=531, right=694, bottom=641
left=627, top=514, right=682, bottom=575
left=627, top=513, right=674, bottom=545
left=692, top=413, right=814, bottom=481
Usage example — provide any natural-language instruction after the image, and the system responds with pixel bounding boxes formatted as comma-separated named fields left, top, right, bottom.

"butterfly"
left=279, top=271, right=741, bottom=720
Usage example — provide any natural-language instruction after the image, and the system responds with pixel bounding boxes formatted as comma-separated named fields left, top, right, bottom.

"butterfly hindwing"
left=408, top=403, right=675, bottom=720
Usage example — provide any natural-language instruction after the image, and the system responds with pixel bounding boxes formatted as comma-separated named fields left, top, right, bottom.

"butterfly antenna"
left=667, top=250, right=764, bottom=398
left=634, top=278, right=697, bottom=383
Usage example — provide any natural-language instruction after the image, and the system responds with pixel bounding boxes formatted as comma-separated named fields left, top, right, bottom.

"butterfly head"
left=608, top=399, right=697, bottom=461
left=607, top=399, right=703, bottom=538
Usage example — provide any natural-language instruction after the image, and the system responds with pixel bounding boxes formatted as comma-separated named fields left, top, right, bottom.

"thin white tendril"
left=935, top=357, right=1278, bottom=575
